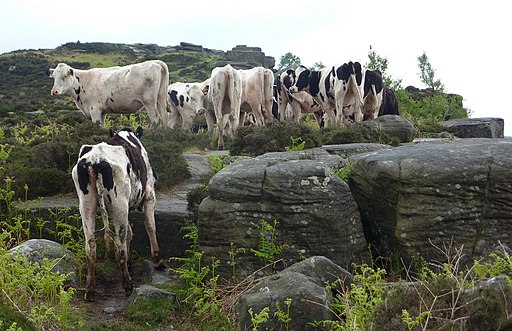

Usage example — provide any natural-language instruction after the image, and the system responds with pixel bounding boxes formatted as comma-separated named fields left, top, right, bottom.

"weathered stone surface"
left=349, top=138, right=512, bottom=266
left=442, top=117, right=504, bottom=138
left=9, top=239, right=79, bottom=284
left=198, top=149, right=367, bottom=279
left=322, top=143, right=392, bottom=160
left=235, top=256, right=352, bottom=331
left=362, top=115, right=416, bottom=142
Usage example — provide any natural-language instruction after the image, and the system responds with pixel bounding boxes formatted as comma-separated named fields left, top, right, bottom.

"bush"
left=229, top=122, right=322, bottom=156
left=321, top=123, right=399, bottom=146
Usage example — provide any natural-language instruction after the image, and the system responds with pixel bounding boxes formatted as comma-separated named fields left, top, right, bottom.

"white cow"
left=239, top=67, right=274, bottom=126
left=48, top=61, right=170, bottom=127
left=72, top=127, right=164, bottom=301
left=167, top=79, right=213, bottom=131
left=208, top=64, right=243, bottom=150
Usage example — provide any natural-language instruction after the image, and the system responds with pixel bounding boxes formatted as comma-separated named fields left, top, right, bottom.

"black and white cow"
left=361, top=69, right=384, bottom=120
left=72, top=127, right=164, bottom=301
left=275, top=70, right=323, bottom=125
left=378, top=86, right=399, bottom=116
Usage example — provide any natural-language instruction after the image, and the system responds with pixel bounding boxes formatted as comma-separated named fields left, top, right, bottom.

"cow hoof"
left=154, top=260, right=167, bottom=270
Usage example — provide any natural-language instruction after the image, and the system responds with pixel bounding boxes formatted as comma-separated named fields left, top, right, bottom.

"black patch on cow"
left=79, top=145, right=93, bottom=158
left=295, top=68, right=311, bottom=91
left=107, top=194, right=112, bottom=204
left=319, top=93, right=325, bottom=103
left=324, top=71, right=335, bottom=100
left=379, top=87, right=399, bottom=116
left=74, top=86, right=81, bottom=95
left=309, top=71, right=321, bottom=97
left=77, top=159, right=91, bottom=195
left=76, top=76, right=80, bottom=82
left=336, top=63, right=352, bottom=81
left=151, top=164, right=158, bottom=181
left=363, top=70, right=384, bottom=98
left=107, top=127, right=148, bottom=196
left=169, top=90, right=179, bottom=107
left=354, top=62, right=363, bottom=86
left=109, top=97, right=115, bottom=103
left=186, top=96, right=189, bottom=103
left=127, top=163, right=131, bottom=175
left=179, top=95, right=185, bottom=107
left=92, top=161, right=114, bottom=191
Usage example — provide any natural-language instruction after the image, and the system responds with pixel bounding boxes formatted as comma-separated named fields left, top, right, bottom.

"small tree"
left=366, top=47, right=402, bottom=90
left=311, top=61, right=326, bottom=71
left=417, top=51, right=444, bottom=93
left=278, top=52, right=301, bottom=70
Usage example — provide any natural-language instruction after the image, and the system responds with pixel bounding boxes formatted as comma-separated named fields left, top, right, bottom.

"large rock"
left=235, top=256, right=352, bottom=331
left=9, top=239, right=79, bottom=284
left=363, top=115, right=417, bottom=143
left=349, top=138, right=512, bottom=266
left=442, top=117, right=504, bottom=138
left=198, top=149, right=367, bottom=279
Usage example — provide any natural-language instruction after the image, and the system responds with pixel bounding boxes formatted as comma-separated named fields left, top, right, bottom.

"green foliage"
left=316, top=263, right=386, bottom=330
left=125, top=297, right=175, bottom=328
left=274, top=298, right=292, bottom=331
left=332, top=162, right=353, bottom=182
left=321, top=123, right=399, bottom=146
left=311, top=62, right=326, bottom=70
left=208, top=153, right=231, bottom=174
left=250, top=219, right=288, bottom=267
left=284, top=136, right=305, bottom=152
left=230, top=122, right=321, bottom=156
left=169, top=222, right=227, bottom=323
left=248, top=307, right=270, bottom=330
left=278, top=52, right=301, bottom=70
left=366, top=47, right=403, bottom=90
left=401, top=309, right=430, bottom=331
left=417, top=51, right=444, bottom=93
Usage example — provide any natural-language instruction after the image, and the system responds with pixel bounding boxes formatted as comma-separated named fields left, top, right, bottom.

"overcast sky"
left=1, top=0, right=510, bottom=135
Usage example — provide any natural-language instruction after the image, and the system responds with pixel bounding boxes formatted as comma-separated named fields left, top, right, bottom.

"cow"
left=331, top=62, right=366, bottom=125
left=239, top=67, right=274, bottom=126
left=72, top=127, right=164, bottom=301
left=378, top=86, right=399, bottom=116
left=208, top=64, right=243, bottom=150
left=167, top=79, right=213, bottom=131
left=275, top=71, right=323, bottom=125
left=284, top=65, right=338, bottom=126
left=361, top=69, right=384, bottom=120
left=48, top=61, right=170, bottom=127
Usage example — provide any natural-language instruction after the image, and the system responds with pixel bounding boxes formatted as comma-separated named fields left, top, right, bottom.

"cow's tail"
left=157, top=61, right=171, bottom=126
left=77, top=159, right=114, bottom=236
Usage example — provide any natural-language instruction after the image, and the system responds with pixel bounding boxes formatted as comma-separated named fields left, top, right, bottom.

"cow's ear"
left=109, top=128, right=115, bottom=138
left=47, top=68, right=54, bottom=77
left=135, top=126, right=143, bottom=139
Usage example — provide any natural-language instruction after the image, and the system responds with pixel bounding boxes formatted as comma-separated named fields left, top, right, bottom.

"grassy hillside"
left=0, top=42, right=223, bottom=116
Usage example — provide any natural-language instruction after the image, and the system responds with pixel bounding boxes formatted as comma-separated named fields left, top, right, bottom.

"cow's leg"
left=143, top=193, right=165, bottom=269
left=111, top=202, right=133, bottom=295
left=167, top=108, right=180, bottom=129
left=79, top=194, right=98, bottom=301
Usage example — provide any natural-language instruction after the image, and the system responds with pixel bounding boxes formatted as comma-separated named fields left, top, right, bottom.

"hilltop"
left=0, top=41, right=276, bottom=115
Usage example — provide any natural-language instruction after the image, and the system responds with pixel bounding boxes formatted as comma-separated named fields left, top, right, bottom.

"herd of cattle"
left=48, top=59, right=399, bottom=149
left=46, top=59, right=399, bottom=300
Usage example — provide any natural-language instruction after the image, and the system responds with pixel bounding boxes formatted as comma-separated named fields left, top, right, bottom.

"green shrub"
left=321, top=123, right=398, bottom=145
left=229, top=122, right=321, bottom=156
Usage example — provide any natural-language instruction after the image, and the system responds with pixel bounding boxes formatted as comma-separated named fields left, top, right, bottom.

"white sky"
left=1, top=0, right=511, bottom=135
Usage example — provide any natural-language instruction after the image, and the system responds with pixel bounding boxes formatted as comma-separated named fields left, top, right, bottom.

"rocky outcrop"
left=235, top=256, right=352, bottom=331
left=349, top=138, right=512, bottom=266
left=198, top=149, right=368, bottom=279
left=225, top=45, right=275, bottom=69
left=363, top=115, right=416, bottom=143
left=442, top=117, right=504, bottom=138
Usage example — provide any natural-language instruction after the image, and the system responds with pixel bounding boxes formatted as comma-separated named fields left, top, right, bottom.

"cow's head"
left=49, top=63, right=75, bottom=96
left=288, top=65, right=310, bottom=93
